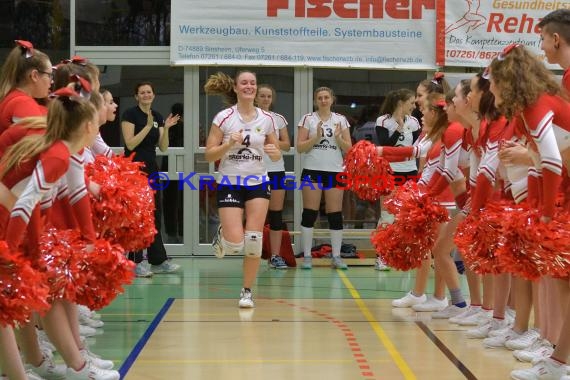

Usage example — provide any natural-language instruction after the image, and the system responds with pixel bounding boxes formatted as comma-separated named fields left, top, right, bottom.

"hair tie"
left=15, top=40, right=34, bottom=58
left=434, top=100, right=446, bottom=108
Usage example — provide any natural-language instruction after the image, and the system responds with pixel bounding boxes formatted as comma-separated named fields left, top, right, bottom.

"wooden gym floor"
left=79, top=258, right=530, bottom=379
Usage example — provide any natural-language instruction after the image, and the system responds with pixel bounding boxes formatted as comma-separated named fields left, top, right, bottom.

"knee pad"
left=327, top=211, right=343, bottom=230
left=301, top=208, right=318, bottom=228
left=222, top=237, right=244, bottom=256
left=268, top=210, right=283, bottom=230
left=244, top=231, right=263, bottom=258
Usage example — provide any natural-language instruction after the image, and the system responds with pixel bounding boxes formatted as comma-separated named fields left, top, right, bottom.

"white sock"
left=301, top=226, right=313, bottom=258
left=330, top=229, right=342, bottom=258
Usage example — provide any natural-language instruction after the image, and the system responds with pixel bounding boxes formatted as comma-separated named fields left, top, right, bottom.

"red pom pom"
left=85, top=155, right=157, bottom=251
left=0, top=241, right=50, bottom=327
left=455, top=201, right=508, bottom=275
left=40, top=229, right=136, bottom=310
left=371, top=182, right=449, bottom=270
left=495, top=205, right=570, bottom=280
left=39, top=229, right=89, bottom=303
left=75, top=239, right=135, bottom=310
left=344, top=140, right=393, bottom=201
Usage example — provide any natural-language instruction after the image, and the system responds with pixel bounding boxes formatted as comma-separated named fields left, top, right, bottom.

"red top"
left=469, top=116, right=511, bottom=213
left=520, top=94, right=570, bottom=217
left=0, top=89, right=47, bottom=135
left=427, top=122, right=465, bottom=197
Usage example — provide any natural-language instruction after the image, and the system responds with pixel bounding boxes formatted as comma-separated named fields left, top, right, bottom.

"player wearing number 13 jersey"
left=297, top=110, right=350, bottom=173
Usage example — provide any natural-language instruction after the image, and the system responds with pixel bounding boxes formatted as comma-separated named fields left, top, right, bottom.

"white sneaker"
left=301, top=257, right=312, bottom=269
left=36, top=329, right=56, bottom=353
left=489, top=323, right=513, bottom=337
left=79, top=324, right=98, bottom=337
left=375, top=256, right=390, bottom=271
left=80, top=348, right=114, bottom=370
left=510, top=358, right=567, bottom=380
left=150, top=261, right=181, bottom=274
left=78, top=305, right=101, bottom=320
left=458, top=308, right=493, bottom=326
left=79, top=314, right=104, bottom=329
left=212, top=225, right=224, bottom=258
left=506, top=328, right=541, bottom=351
left=25, top=369, right=46, bottom=380
left=449, top=306, right=481, bottom=324
left=135, top=262, right=153, bottom=278
left=238, top=288, right=254, bottom=308
left=483, top=328, right=522, bottom=348
left=66, top=360, right=120, bottom=380
left=28, top=355, right=66, bottom=380
left=466, top=318, right=508, bottom=339
left=432, top=305, right=466, bottom=319
left=331, top=257, right=348, bottom=270
left=392, top=292, right=427, bottom=308
left=514, top=339, right=554, bottom=363
left=412, top=296, right=448, bottom=312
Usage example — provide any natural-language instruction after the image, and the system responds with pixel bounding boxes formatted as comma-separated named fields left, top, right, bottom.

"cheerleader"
left=297, top=87, right=352, bottom=270
left=204, top=71, right=281, bottom=308
left=486, top=43, right=570, bottom=380
left=255, top=84, right=291, bottom=269
left=423, top=90, right=470, bottom=319
left=379, top=92, right=454, bottom=310
left=454, top=73, right=513, bottom=334
left=0, top=89, right=119, bottom=379
left=0, top=40, right=50, bottom=134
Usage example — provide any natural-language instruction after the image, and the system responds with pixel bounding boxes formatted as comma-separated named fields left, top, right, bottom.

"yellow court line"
left=337, top=271, right=416, bottom=380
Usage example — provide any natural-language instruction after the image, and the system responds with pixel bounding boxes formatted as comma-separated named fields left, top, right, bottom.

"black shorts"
left=217, top=184, right=271, bottom=208
left=268, top=171, right=287, bottom=190
left=301, top=169, right=345, bottom=189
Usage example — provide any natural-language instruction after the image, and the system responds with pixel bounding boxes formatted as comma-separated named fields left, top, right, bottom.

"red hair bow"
left=60, top=55, right=88, bottom=65
left=431, top=71, right=445, bottom=85
left=15, top=40, right=34, bottom=58
left=498, top=44, right=521, bottom=61
left=69, top=74, right=92, bottom=99
left=50, top=87, right=81, bottom=101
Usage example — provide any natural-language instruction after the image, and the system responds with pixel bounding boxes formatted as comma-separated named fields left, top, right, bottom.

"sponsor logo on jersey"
left=312, top=139, right=338, bottom=150
left=229, top=148, right=263, bottom=161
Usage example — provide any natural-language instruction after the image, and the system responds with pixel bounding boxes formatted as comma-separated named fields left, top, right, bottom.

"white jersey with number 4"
left=298, top=112, right=350, bottom=172
left=214, top=106, right=275, bottom=185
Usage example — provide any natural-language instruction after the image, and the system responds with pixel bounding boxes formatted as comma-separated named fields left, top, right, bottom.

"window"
left=76, top=0, right=170, bottom=46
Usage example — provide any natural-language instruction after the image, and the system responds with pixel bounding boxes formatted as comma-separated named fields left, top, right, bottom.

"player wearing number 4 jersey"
left=205, top=71, right=281, bottom=308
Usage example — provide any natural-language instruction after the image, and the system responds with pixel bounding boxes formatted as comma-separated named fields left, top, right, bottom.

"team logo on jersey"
left=255, top=126, right=263, bottom=134
left=153, top=121, right=159, bottom=128
left=228, top=148, right=263, bottom=162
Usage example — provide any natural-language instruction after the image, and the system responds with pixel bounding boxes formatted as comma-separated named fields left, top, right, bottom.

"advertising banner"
left=171, top=0, right=437, bottom=69
left=436, top=0, right=568, bottom=68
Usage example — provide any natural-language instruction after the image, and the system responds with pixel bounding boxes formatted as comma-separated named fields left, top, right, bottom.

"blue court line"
left=118, top=298, right=175, bottom=379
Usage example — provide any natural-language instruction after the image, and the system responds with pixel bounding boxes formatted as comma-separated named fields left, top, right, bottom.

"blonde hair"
left=489, top=45, right=560, bottom=118
left=0, top=44, right=50, bottom=100
left=204, top=70, right=256, bottom=106
left=425, top=93, right=448, bottom=142
left=0, top=95, right=96, bottom=179
left=53, top=59, right=99, bottom=91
